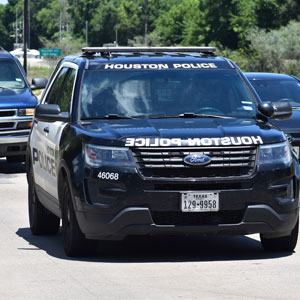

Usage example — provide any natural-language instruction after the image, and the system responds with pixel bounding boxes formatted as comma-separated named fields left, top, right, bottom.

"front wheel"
left=260, top=218, right=299, bottom=252
left=28, top=168, right=60, bottom=235
left=62, top=180, right=94, bottom=256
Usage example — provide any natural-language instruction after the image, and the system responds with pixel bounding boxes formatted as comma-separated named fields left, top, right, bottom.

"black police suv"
left=26, top=47, right=299, bottom=256
left=246, top=72, right=300, bottom=160
left=0, top=47, right=47, bottom=162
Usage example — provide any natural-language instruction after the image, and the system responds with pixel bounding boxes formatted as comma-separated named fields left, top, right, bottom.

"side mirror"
left=258, top=101, right=292, bottom=120
left=35, top=104, right=70, bottom=122
left=31, top=77, right=48, bottom=90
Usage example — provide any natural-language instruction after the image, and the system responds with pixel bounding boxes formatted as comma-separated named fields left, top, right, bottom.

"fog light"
left=278, top=180, right=294, bottom=204
left=17, top=121, right=32, bottom=129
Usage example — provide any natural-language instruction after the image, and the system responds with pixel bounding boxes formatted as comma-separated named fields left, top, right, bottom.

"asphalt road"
left=0, top=158, right=299, bottom=300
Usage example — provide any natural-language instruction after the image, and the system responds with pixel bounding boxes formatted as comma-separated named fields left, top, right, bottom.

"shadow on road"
left=16, top=227, right=293, bottom=263
left=0, top=159, right=25, bottom=174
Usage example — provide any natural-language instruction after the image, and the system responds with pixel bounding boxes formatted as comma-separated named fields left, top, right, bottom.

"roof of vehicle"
left=0, top=48, right=15, bottom=59
left=245, top=72, right=298, bottom=81
left=63, top=46, right=236, bottom=70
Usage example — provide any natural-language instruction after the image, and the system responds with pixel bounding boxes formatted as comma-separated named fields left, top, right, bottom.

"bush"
left=246, top=21, right=300, bottom=75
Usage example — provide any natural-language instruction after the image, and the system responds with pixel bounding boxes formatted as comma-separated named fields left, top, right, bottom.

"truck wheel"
left=7, top=155, right=25, bottom=163
left=260, top=218, right=299, bottom=252
left=28, top=168, right=60, bottom=235
left=62, top=180, right=91, bottom=257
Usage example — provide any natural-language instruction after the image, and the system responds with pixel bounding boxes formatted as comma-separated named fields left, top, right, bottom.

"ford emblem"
left=184, top=154, right=211, bottom=166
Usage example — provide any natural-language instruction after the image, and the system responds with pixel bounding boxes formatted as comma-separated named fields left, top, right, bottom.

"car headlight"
left=18, top=108, right=35, bottom=116
left=258, top=142, right=292, bottom=165
left=84, top=144, right=135, bottom=168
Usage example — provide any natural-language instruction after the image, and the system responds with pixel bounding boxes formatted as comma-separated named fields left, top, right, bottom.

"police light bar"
left=82, top=46, right=216, bottom=55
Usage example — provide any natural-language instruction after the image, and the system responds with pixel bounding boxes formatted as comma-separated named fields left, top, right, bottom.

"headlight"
left=84, top=144, right=135, bottom=168
left=258, top=142, right=292, bottom=165
left=18, top=108, right=35, bottom=116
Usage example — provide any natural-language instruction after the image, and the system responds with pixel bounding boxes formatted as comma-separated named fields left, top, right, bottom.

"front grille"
left=0, top=122, right=15, bottom=130
left=0, top=109, right=17, bottom=117
left=0, top=108, right=33, bottom=135
left=132, top=146, right=257, bottom=178
left=151, top=210, right=245, bottom=225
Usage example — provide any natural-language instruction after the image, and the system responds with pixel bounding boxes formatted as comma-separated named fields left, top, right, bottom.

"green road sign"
left=39, top=48, right=62, bottom=57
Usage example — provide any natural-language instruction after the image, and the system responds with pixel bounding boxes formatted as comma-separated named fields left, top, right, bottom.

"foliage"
left=0, top=0, right=300, bottom=75
left=0, top=5, right=11, bottom=49
left=42, top=36, right=85, bottom=56
left=128, top=31, right=162, bottom=46
left=37, top=0, right=70, bottom=41
left=246, top=22, right=300, bottom=75
left=27, top=65, right=54, bottom=82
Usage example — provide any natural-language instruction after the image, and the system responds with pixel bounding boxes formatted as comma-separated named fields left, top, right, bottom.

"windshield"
left=0, top=59, right=26, bottom=89
left=80, top=69, right=257, bottom=118
left=249, top=78, right=300, bottom=107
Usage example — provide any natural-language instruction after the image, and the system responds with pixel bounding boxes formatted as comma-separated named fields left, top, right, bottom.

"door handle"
left=43, top=127, right=49, bottom=133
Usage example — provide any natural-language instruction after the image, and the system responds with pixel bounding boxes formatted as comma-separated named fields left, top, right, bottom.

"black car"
left=27, top=47, right=299, bottom=256
left=246, top=72, right=300, bottom=159
left=0, top=47, right=47, bottom=162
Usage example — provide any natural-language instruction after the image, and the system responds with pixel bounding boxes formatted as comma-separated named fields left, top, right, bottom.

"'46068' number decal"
left=98, top=172, right=119, bottom=181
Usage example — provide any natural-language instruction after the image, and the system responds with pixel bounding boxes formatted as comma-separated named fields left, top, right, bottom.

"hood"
left=0, top=88, right=38, bottom=109
left=272, top=109, right=300, bottom=134
left=78, top=117, right=286, bottom=147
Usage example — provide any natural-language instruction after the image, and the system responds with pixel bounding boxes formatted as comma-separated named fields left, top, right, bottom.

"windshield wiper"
left=0, top=86, right=11, bottom=90
left=149, top=112, right=235, bottom=119
left=81, top=114, right=139, bottom=120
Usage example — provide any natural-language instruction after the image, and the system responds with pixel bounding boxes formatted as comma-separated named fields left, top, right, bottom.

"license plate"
left=181, top=192, right=219, bottom=212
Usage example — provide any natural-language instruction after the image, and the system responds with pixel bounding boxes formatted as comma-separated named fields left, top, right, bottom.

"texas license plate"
left=181, top=192, right=219, bottom=212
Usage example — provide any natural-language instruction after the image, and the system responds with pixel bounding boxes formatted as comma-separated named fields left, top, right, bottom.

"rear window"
left=80, top=68, right=256, bottom=118
left=0, top=59, right=26, bottom=89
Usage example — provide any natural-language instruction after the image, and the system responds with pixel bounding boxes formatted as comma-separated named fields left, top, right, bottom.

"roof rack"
left=82, top=46, right=216, bottom=57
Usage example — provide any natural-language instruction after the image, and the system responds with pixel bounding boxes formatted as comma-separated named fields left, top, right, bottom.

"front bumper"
left=71, top=162, right=299, bottom=241
left=0, top=132, right=29, bottom=156
left=78, top=205, right=299, bottom=240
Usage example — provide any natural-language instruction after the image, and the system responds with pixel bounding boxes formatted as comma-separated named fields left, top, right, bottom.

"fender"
left=25, top=138, right=33, bottom=183
left=58, top=159, right=85, bottom=213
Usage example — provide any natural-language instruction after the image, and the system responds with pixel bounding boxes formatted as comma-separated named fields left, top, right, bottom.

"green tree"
left=29, top=0, right=51, bottom=49
left=242, top=21, right=300, bottom=74
left=89, top=0, right=119, bottom=46
left=278, top=0, right=300, bottom=25
left=0, top=4, right=11, bottom=50
left=155, top=0, right=200, bottom=46
left=37, top=0, right=70, bottom=41
left=68, top=0, right=101, bottom=41
left=1, top=0, right=23, bottom=50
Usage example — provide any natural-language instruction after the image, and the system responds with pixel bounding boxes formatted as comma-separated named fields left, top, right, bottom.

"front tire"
left=28, top=168, right=60, bottom=235
left=62, top=180, right=92, bottom=257
left=260, top=218, right=299, bottom=252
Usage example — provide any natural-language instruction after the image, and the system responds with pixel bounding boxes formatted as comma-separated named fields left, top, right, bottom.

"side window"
left=45, top=67, right=69, bottom=105
left=59, top=68, right=76, bottom=112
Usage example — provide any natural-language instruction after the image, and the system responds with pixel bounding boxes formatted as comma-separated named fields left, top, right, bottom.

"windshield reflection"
left=0, top=59, right=26, bottom=89
left=80, top=69, right=257, bottom=118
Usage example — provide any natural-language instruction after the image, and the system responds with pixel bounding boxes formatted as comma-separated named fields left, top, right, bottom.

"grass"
left=27, top=66, right=54, bottom=82
left=27, top=66, right=55, bottom=97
